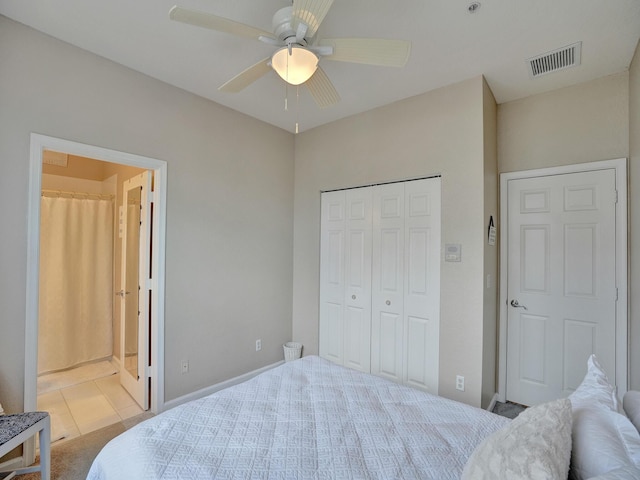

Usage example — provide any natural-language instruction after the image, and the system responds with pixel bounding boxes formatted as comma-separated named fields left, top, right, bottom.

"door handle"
left=510, top=299, right=527, bottom=310
left=116, top=290, right=131, bottom=298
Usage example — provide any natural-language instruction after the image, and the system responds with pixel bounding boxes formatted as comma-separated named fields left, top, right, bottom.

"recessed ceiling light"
left=468, top=2, right=481, bottom=13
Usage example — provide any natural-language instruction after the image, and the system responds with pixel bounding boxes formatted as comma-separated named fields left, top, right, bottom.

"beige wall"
left=43, top=153, right=109, bottom=180
left=481, top=79, right=499, bottom=408
left=497, top=71, right=634, bottom=387
left=0, top=16, right=294, bottom=413
left=630, top=40, right=640, bottom=391
left=292, top=76, right=493, bottom=407
left=498, top=72, right=629, bottom=173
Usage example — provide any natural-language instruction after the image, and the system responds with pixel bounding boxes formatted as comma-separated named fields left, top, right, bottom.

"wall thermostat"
left=445, top=244, right=462, bottom=262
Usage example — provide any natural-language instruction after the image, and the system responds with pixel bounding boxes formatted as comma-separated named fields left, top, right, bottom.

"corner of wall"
left=481, top=77, right=499, bottom=409
left=628, top=38, right=640, bottom=390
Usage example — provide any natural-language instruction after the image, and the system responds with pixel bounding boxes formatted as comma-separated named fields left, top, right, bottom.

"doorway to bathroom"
left=24, top=134, right=167, bottom=462
left=37, top=151, right=146, bottom=444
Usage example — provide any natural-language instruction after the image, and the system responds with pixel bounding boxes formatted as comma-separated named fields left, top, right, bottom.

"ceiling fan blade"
left=319, top=38, right=411, bottom=67
left=305, top=66, right=340, bottom=108
left=292, top=0, right=335, bottom=39
left=169, top=6, right=275, bottom=41
left=218, top=57, right=272, bottom=93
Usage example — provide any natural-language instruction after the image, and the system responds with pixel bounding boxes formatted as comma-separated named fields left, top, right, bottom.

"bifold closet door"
left=371, top=178, right=441, bottom=394
left=320, top=178, right=440, bottom=391
left=319, top=187, right=372, bottom=372
left=371, top=182, right=405, bottom=384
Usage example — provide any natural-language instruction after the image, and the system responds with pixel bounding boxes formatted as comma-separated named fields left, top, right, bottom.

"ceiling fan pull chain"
left=295, top=85, right=300, bottom=134
left=284, top=82, right=289, bottom=111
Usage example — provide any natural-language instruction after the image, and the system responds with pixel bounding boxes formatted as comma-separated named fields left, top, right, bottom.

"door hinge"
left=615, top=287, right=619, bottom=301
left=615, top=190, right=619, bottom=204
left=145, top=365, right=152, bottom=378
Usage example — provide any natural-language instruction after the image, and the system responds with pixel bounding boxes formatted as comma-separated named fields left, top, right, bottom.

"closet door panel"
left=322, top=302, right=344, bottom=363
left=343, top=188, right=372, bottom=372
left=403, top=178, right=441, bottom=394
left=371, top=183, right=404, bottom=380
left=375, top=311, right=403, bottom=381
left=406, top=316, right=434, bottom=390
left=344, top=306, right=368, bottom=371
left=407, top=229, right=429, bottom=296
left=380, top=230, right=401, bottom=291
left=319, top=191, right=346, bottom=364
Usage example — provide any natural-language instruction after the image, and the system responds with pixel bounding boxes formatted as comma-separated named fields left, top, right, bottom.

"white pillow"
left=569, top=354, right=619, bottom=412
left=461, top=398, right=572, bottom=480
left=569, top=408, right=640, bottom=480
left=587, top=465, right=640, bottom=480
left=623, top=391, right=640, bottom=434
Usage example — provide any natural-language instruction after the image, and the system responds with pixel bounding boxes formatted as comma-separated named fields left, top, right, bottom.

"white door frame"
left=498, top=158, right=627, bottom=403
left=24, top=133, right=167, bottom=460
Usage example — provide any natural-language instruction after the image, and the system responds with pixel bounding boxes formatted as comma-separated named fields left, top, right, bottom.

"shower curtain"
left=38, top=194, right=114, bottom=374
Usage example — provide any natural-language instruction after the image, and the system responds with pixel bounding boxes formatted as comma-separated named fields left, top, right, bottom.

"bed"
left=87, top=356, right=508, bottom=479
left=87, top=355, right=640, bottom=479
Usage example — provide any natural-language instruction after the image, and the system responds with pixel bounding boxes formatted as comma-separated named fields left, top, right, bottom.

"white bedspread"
left=88, top=356, right=508, bottom=479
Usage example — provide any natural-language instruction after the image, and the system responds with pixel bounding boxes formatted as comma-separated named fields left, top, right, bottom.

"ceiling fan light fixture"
left=271, top=45, right=318, bottom=85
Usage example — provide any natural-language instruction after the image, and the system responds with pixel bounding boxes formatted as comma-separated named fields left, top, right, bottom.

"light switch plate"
left=445, top=244, right=462, bottom=262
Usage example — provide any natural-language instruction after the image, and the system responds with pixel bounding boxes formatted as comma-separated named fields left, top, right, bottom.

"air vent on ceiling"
left=43, top=150, right=69, bottom=167
left=527, top=42, right=582, bottom=78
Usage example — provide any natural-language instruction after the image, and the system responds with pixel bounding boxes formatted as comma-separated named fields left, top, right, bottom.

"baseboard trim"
left=163, top=360, right=285, bottom=411
left=487, top=393, right=499, bottom=412
left=110, top=355, right=121, bottom=373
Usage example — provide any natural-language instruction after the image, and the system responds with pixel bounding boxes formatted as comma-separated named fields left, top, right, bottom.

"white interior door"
left=370, top=178, right=441, bottom=393
left=318, top=187, right=372, bottom=372
left=506, top=169, right=617, bottom=406
left=343, top=188, right=372, bottom=372
left=119, top=171, right=152, bottom=410
left=371, top=182, right=405, bottom=383
left=402, top=178, right=441, bottom=393
left=319, top=190, right=346, bottom=365
left=320, top=178, right=440, bottom=389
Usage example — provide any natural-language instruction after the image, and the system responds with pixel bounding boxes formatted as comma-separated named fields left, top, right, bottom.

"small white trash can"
left=283, top=342, right=303, bottom=362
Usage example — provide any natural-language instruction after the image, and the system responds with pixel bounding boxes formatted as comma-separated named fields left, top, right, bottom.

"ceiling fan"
left=169, top=0, right=411, bottom=108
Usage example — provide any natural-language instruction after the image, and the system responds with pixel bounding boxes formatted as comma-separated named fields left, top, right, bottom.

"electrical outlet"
left=181, top=360, right=189, bottom=374
left=456, top=375, right=465, bottom=392
left=255, top=339, right=262, bottom=352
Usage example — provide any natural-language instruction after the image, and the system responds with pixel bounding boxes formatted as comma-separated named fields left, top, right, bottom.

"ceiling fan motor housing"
left=272, top=6, right=304, bottom=44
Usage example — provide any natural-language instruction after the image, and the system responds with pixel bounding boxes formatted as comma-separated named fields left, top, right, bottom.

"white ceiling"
left=1, top=0, right=639, bottom=133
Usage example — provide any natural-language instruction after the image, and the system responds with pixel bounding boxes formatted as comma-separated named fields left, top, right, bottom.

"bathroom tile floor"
left=37, top=373, right=143, bottom=444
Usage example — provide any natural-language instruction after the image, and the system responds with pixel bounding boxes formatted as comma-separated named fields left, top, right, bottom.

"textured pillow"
left=569, top=408, right=640, bottom=480
left=623, top=391, right=640, bottom=434
left=461, top=398, right=572, bottom=480
left=569, top=354, right=619, bottom=412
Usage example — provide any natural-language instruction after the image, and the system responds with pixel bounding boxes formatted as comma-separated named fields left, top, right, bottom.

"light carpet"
left=21, top=412, right=153, bottom=480
left=37, top=361, right=117, bottom=395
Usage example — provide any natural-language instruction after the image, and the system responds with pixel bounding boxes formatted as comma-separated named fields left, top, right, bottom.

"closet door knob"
left=386, top=300, right=391, bottom=305
left=352, top=295, right=356, bottom=300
